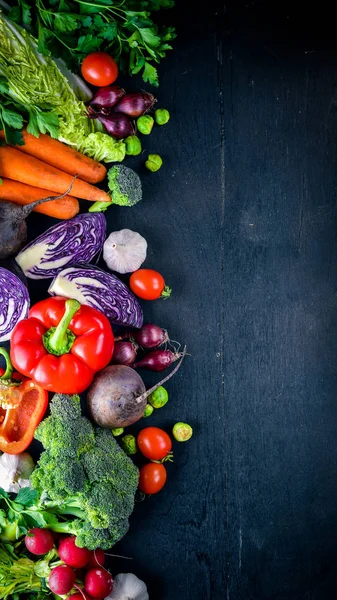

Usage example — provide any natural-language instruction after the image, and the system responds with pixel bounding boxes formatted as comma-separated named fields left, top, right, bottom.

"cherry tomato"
left=137, top=427, right=172, bottom=460
left=139, top=462, right=167, bottom=495
left=129, top=269, right=166, bottom=300
left=81, top=52, right=118, bottom=87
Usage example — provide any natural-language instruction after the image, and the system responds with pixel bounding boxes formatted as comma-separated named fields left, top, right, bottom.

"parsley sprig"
left=7, top=0, right=176, bottom=86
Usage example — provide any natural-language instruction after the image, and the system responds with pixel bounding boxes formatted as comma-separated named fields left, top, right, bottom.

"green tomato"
left=172, top=422, right=193, bottom=442
left=112, top=427, right=124, bottom=437
left=137, top=115, right=154, bottom=135
left=155, top=108, right=170, bottom=125
left=143, top=404, right=154, bottom=418
left=121, top=434, right=137, bottom=455
left=145, top=154, right=163, bottom=172
left=148, top=386, right=168, bottom=409
left=125, top=135, right=142, bottom=156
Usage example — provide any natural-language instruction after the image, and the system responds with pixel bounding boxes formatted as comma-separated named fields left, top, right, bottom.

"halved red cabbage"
left=0, top=266, right=30, bottom=341
left=48, top=265, right=143, bottom=329
left=16, top=214, right=106, bottom=279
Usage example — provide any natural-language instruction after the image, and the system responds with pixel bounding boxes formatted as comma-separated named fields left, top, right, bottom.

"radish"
left=24, top=528, right=54, bottom=555
left=68, top=593, right=92, bottom=600
left=48, top=565, right=76, bottom=595
left=87, top=549, right=105, bottom=568
left=58, top=536, right=92, bottom=568
left=84, top=567, right=113, bottom=599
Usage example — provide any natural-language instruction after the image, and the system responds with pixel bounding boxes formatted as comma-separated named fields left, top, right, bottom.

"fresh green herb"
left=6, top=0, right=176, bottom=86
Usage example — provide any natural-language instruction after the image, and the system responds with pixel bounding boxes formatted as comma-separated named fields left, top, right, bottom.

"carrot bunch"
left=0, top=131, right=109, bottom=219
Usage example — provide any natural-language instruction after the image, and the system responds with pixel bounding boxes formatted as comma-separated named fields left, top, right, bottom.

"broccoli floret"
left=108, top=165, right=142, bottom=207
left=32, top=394, right=139, bottom=550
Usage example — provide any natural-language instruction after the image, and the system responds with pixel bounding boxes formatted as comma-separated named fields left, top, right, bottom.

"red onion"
left=90, top=86, right=126, bottom=110
left=113, top=92, right=155, bottom=117
left=90, top=112, right=135, bottom=139
left=112, top=341, right=138, bottom=366
left=133, top=323, right=168, bottom=349
left=132, top=350, right=183, bottom=372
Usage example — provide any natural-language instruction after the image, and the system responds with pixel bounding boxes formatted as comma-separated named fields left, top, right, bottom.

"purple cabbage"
left=15, top=214, right=106, bottom=279
left=0, top=266, right=30, bottom=341
left=48, top=265, right=143, bottom=329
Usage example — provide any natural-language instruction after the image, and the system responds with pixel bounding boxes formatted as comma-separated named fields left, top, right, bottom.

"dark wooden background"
left=5, top=0, right=337, bottom=597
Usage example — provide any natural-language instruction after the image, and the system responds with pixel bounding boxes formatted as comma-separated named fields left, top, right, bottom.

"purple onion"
left=133, top=350, right=182, bottom=372
left=113, top=92, right=155, bottom=117
left=133, top=324, right=168, bottom=349
left=90, top=86, right=126, bottom=110
left=112, top=341, right=138, bottom=366
left=93, top=113, right=135, bottom=139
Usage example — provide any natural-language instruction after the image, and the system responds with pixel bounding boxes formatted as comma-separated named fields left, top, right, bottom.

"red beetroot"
left=84, top=568, right=113, bottom=599
left=48, top=565, right=76, bottom=595
left=24, top=528, right=54, bottom=555
left=87, top=549, right=105, bottom=568
left=58, top=536, right=92, bottom=568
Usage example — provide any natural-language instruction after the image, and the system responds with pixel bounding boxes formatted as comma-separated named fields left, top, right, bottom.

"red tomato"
left=129, top=269, right=166, bottom=300
left=139, top=463, right=167, bottom=495
left=137, top=427, right=172, bottom=460
left=81, top=52, right=118, bottom=86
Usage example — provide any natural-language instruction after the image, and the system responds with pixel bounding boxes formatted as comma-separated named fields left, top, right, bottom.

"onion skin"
left=111, top=341, right=138, bottom=366
left=113, top=92, right=155, bottom=117
left=133, top=350, right=181, bottom=372
left=133, top=323, right=168, bottom=349
left=90, top=86, right=126, bottom=110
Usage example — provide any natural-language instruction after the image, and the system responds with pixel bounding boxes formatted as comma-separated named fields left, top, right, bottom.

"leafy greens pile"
left=0, top=14, right=125, bottom=161
left=5, top=0, right=176, bottom=87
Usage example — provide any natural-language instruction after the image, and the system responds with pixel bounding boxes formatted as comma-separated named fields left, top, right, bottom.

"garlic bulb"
left=103, top=230, right=147, bottom=274
left=0, top=452, right=34, bottom=493
left=106, top=573, right=149, bottom=600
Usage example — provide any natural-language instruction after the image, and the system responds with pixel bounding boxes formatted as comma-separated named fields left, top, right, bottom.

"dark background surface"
left=5, top=0, right=337, bottom=598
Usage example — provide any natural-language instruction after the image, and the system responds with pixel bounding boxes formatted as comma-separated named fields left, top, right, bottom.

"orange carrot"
left=0, top=146, right=110, bottom=203
left=0, top=178, right=79, bottom=219
left=0, top=130, right=107, bottom=184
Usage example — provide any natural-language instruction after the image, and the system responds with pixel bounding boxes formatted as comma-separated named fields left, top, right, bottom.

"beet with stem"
left=87, top=347, right=186, bottom=428
left=0, top=177, right=77, bottom=259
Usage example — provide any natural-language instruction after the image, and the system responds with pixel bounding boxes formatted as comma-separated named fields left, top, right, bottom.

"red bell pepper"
left=10, top=296, right=114, bottom=394
left=0, top=348, right=48, bottom=454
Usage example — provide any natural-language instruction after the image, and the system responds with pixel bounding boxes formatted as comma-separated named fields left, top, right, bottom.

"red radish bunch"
left=58, top=536, right=92, bottom=568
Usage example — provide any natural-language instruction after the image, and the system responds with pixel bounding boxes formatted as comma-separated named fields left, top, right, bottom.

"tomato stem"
left=43, top=299, right=80, bottom=356
left=160, top=285, right=172, bottom=299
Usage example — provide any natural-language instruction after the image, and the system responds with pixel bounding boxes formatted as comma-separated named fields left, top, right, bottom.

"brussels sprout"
left=120, top=434, right=137, bottom=455
left=137, top=115, right=154, bottom=135
left=112, top=427, right=124, bottom=437
left=125, top=135, right=142, bottom=156
left=172, top=422, right=193, bottom=442
left=145, top=154, right=163, bottom=172
left=148, top=386, right=168, bottom=409
left=143, top=404, right=154, bottom=418
left=155, top=108, right=170, bottom=125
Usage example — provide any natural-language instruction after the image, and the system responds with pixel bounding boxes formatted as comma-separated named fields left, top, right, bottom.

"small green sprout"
left=111, top=427, right=124, bottom=437
left=143, top=404, right=154, bottom=418
left=125, top=135, right=142, bottom=156
left=120, top=434, right=137, bottom=455
left=137, top=115, right=154, bottom=135
left=145, top=154, right=162, bottom=172
left=155, top=108, right=170, bottom=125
left=172, top=422, right=193, bottom=442
left=148, top=386, right=168, bottom=409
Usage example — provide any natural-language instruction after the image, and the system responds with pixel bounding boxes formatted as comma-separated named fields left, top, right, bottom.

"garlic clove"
left=106, top=572, right=149, bottom=600
left=103, top=229, right=147, bottom=274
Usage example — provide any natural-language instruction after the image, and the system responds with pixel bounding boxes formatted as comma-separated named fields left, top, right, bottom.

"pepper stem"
left=0, top=348, right=13, bottom=381
left=44, top=299, right=80, bottom=356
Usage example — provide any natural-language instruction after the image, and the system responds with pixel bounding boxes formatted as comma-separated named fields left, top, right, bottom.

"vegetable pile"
left=0, top=2, right=194, bottom=595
